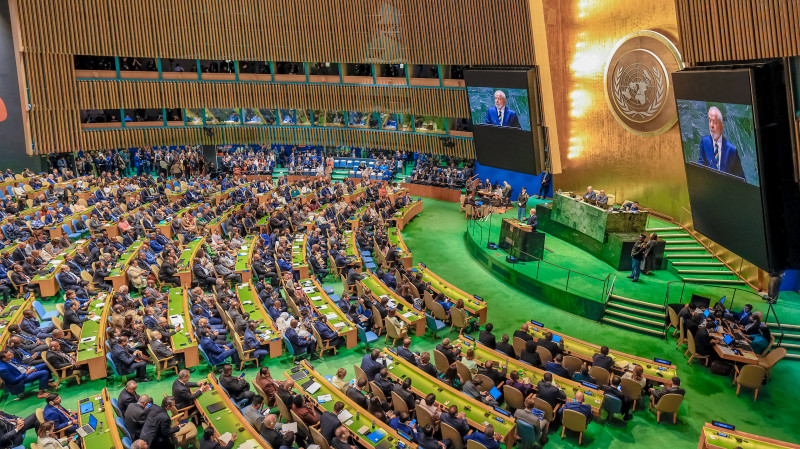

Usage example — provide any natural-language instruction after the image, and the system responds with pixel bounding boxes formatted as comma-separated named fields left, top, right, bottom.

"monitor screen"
left=464, top=68, right=543, bottom=175
left=88, top=414, right=98, bottom=430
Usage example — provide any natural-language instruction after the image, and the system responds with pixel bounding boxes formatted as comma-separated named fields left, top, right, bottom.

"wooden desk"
left=196, top=374, right=271, bottom=449
left=75, top=293, right=111, bottom=380
left=235, top=282, right=283, bottom=358
left=415, top=264, right=487, bottom=325
left=286, top=361, right=418, bottom=449
left=393, top=200, right=423, bottom=230
left=78, top=388, right=122, bottom=449
left=0, top=293, right=34, bottom=348
left=303, top=278, right=357, bottom=349
left=699, top=422, right=800, bottom=449
left=176, top=238, right=203, bottom=287
left=290, top=233, right=310, bottom=280
left=710, top=323, right=760, bottom=365
left=526, top=322, right=677, bottom=385
left=383, top=347, right=517, bottom=444
left=168, top=288, right=199, bottom=368
left=386, top=227, right=412, bottom=269
left=105, top=240, right=144, bottom=291
left=30, top=239, right=89, bottom=297
left=234, top=235, right=256, bottom=284
left=401, top=183, right=461, bottom=202
left=359, top=273, right=426, bottom=336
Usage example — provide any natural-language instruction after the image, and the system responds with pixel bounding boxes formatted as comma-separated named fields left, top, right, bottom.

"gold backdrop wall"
left=544, top=0, right=690, bottom=221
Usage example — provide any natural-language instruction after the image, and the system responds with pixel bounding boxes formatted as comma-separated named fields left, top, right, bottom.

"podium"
left=499, top=218, right=545, bottom=261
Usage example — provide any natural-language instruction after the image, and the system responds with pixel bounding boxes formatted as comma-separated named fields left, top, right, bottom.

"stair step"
left=677, top=269, right=734, bottom=275
left=605, top=309, right=665, bottom=327
left=609, top=295, right=666, bottom=311
left=664, top=246, right=708, bottom=251
left=671, top=261, right=725, bottom=266
left=607, top=302, right=666, bottom=318
left=657, top=233, right=690, bottom=238
left=784, top=353, right=800, bottom=360
left=780, top=342, right=800, bottom=350
left=665, top=253, right=715, bottom=259
left=767, top=323, right=800, bottom=331
left=602, top=317, right=664, bottom=336
left=682, top=277, right=746, bottom=285
left=646, top=226, right=682, bottom=231
left=663, top=239, right=700, bottom=245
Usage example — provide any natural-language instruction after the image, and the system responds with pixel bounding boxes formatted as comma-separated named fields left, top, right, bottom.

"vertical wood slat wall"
left=15, top=0, right=536, bottom=156
left=675, top=0, right=800, bottom=65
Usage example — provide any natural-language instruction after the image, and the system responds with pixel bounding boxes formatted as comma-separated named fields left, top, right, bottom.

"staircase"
left=602, top=294, right=666, bottom=337
left=647, top=224, right=745, bottom=286
left=768, top=323, right=800, bottom=361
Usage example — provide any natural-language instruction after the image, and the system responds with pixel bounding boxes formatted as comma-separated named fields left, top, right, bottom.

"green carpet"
left=4, top=197, right=798, bottom=448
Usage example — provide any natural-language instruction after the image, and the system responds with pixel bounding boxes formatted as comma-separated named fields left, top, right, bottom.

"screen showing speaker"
left=674, top=68, right=775, bottom=269
left=464, top=68, right=543, bottom=176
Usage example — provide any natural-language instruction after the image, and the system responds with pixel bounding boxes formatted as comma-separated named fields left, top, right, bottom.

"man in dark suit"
left=0, top=348, right=54, bottom=398
left=111, top=336, right=151, bottom=382
left=436, top=338, right=461, bottom=365
left=118, top=380, right=141, bottom=416
left=592, top=346, right=615, bottom=371
left=320, top=401, right=345, bottom=441
left=649, top=376, right=686, bottom=402
left=158, top=256, right=180, bottom=286
left=139, top=396, right=186, bottom=449
left=192, top=259, right=217, bottom=288
left=484, top=90, right=521, bottom=128
left=57, top=265, right=88, bottom=298
left=416, top=352, right=440, bottom=378
left=537, top=332, right=563, bottom=358
left=149, top=331, right=180, bottom=368
left=440, top=405, right=469, bottom=438
left=513, top=323, right=534, bottom=343
left=63, top=300, right=93, bottom=329
left=172, top=369, right=210, bottom=411
left=220, top=364, right=255, bottom=406
left=560, top=391, right=592, bottom=421
left=45, top=341, right=84, bottom=377
left=478, top=360, right=507, bottom=387
left=535, top=372, right=566, bottom=408
left=545, top=354, right=571, bottom=379
left=361, top=349, right=384, bottom=379
left=397, top=338, right=418, bottom=364
left=698, top=106, right=745, bottom=180
left=124, top=395, right=151, bottom=440
left=346, top=378, right=369, bottom=408
left=393, top=377, right=417, bottom=411
left=259, top=414, right=284, bottom=449
left=537, top=170, right=551, bottom=199
left=693, top=319, right=718, bottom=358
left=92, top=260, right=113, bottom=290
left=285, top=320, right=317, bottom=359
left=479, top=323, right=497, bottom=349
left=496, top=334, right=516, bottom=359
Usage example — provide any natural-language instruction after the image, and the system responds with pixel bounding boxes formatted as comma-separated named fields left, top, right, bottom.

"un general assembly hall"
left=1, top=1, right=800, bottom=449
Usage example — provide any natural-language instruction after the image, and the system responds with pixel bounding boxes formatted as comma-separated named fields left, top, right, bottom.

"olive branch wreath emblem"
left=613, top=65, right=665, bottom=120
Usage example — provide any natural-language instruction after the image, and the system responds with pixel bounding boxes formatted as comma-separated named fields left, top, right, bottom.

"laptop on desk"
left=76, top=414, right=98, bottom=437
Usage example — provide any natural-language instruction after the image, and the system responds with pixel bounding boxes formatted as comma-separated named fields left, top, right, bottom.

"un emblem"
left=604, top=30, right=684, bottom=136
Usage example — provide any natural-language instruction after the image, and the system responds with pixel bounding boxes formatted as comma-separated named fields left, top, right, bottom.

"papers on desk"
left=282, top=422, right=298, bottom=433
left=218, top=432, right=234, bottom=445
left=379, top=295, right=390, bottom=300
left=338, top=409, right=354, bottom=422
left=718, top=346, right=735, bottom=356
left=51, top=259, right=64, bottom=267
left=241, top=245, right=248, bottom=250
left=316, top=394, right=333, bottom=403
left=325, top=313, right=338, bottom=321
left=303, top=287, right=316, bottom=294
left=306, top=382, right=321, bottom=394
left=80, top=336, right=96, bottom=343
left=89, top=315, right=101, bottom=322
left=317, top=304, right=328, bottom=310
left=238, top=440, right=261, bottom=449
left=743, top=352, right=758, bottom=360
left=402, top=312, right=414, bottom=318
left=94, top=302, right=105, bottom=308
left=333, top=322, right=346, bottom=329
left=170, top=315, right=185, bottom=327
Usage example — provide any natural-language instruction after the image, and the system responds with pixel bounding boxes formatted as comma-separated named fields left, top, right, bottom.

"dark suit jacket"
left=220, top=374, right=251, bottom=400
left=124, top=403, right=149, bottom=440
left=496, top=342, right=516, bottom=359
left=513, top=330, right=533, bottom=342
left=111, top=344, right=138, bottom=375
left=535, top=381, right=566, bottom=408
left=485, top=106, right=521, bottom=128
left=479, top=331, right=496, bottom=349
left=150, top=340, right=174, bottom=360
left=545, top=362, right=570, bottom=379
left=45, top=351, right=74, bottom=370
left=698, top=135, right=745, bottom=179
left=260, top=426, right=283, bottom=449
left=537, top=339, right=563, bottom=358
left=320, top=410, right=342, bottom=441
left=172, top=379, right=202, bottom=410
left=139, top=405, right=179, bottom=448
left=118, top=389, right=140, bottom=416
left=200, top=438, right=234, bottom=449
left=440, top=412, right=469, bottom=437
left=346, top=387, right=368, bottom=408
left=592, top=353, right=615, bottom=371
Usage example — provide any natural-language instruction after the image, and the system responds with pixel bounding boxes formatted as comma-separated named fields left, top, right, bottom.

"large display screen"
left=673, top=69, right=769, bottom=269
left=464, top=69, right=542, bottom=175
left=677, top=100, right=759, bottom=186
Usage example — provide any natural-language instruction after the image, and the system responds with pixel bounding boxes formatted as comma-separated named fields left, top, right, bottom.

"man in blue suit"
left=243, top=321, right=269, bottom=362
left=110, top=336, right=151, bottom=382
left=484, top=90, right=521, bottom=128
left=43, top=393, right=79, bottom=434
left=285, top=319, right=317, bottom=359
left=199, top=329, right=240, bottom=366
left=0, top=349, right=54, bottom=398
left=698, top=106, right=745, bottom=180
left=560, top=391, right=593, bottom=422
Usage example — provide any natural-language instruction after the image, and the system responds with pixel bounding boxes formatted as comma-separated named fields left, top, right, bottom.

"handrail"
left=465, top=215, right=612, bottom=299
left=602, top=274, right=617, bottom=318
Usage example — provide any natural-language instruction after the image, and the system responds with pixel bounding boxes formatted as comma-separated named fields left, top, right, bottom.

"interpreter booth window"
left=296, top=110, right=312, bottom=126
left=120, top=57, right=157, bottom=72
left=450, top=117, right=473, bottom=133
left=279, top=109, right=296, bottom=125
left=276, top=61, right=304, bottom=75
left=398, top=114, right=413, bottom=131
left=80, top=109, right=120, bottom=124
left=414, top=115, right=447, bottom=134
left=309, top=62, right=339, bottom=76
left=73, top=55, right=114, bottom=71
left=162, top=58, right=198, bottom=73
left=185, top=109, right=205, bottom=126
left=166, top=109, right=183, bottom=126
left=239, top=61, right=270, bottom=74
left=381, top=113, right=398, bottom=130
left=323, top=111, right=347, bottom=127
left=123, top=108, right=163, bottom=124
left=208, top=108, right=241, bottom=125
left=348, top=111, right=379, bottom=129
left=200, top=60, right=235, bottom=73
left=411, top=64, right=438, bottom=79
